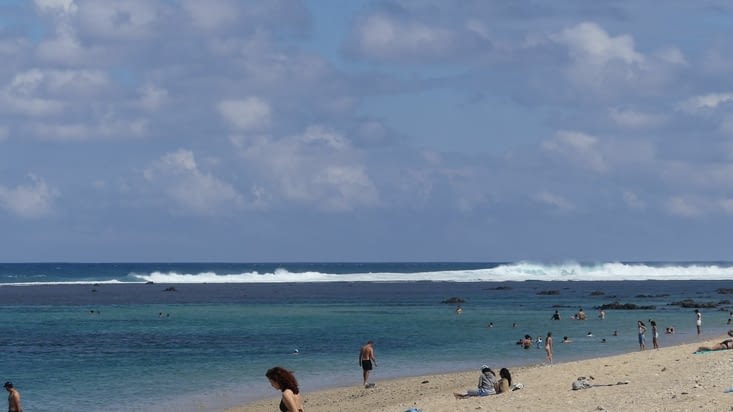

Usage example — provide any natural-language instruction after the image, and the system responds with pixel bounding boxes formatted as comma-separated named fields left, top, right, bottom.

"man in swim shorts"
left=359, top=340, right=377, bottom=387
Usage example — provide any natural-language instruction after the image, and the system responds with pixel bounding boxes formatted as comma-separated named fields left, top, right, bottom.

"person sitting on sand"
left=696, top=330, right=733, bottom=352
left=453, top=365, right=497, bottom=399
left=495, top=368, right=512, bottom=394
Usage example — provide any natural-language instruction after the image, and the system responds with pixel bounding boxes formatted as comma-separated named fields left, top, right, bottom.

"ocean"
left=1, top=262, right=732, bottom=411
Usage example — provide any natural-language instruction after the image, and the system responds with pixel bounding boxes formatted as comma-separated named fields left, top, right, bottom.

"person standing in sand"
left=4, top=382, right=22, bottom=412
left=651, top=320, right=659, bottom=349
left=265, top=367, right=304, bottom=412
left=695, top=309, right=702, bottom=335
left=545, top=331, right=553, bottom=364
left=359, top=340, right=377, bottom=387
left=638, top=320, right=647, bottom=350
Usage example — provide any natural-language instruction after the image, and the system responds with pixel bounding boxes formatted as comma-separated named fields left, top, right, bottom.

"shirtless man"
left=4, top=382, right=22, bottom=412
left=359, top=340, right=377, bottom=387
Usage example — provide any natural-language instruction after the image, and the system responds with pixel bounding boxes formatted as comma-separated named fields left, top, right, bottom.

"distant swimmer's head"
left=728, top=329, right=733, bottom=337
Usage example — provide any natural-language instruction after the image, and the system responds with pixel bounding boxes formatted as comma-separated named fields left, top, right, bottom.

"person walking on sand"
left=4, top=382, right=22, bottom=412
left=695, top=309, right=702, bottom=335
left=637, top=320, right=647, bottom=350
left=265, top=367, right=304, bottom=412
left=545, top=331, right=553, bottom=364
left=359, top=340, right=377, bottom=387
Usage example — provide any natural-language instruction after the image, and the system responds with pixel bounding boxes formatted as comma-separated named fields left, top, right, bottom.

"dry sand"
left=226, top=335, right=733, bottom=412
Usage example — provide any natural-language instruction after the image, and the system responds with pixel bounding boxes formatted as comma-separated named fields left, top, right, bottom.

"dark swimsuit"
left=721, top=339, right=733, bottom=349
left=279, top=394, right=304, bottom=412
left=361, top=359, right=373, bottom=371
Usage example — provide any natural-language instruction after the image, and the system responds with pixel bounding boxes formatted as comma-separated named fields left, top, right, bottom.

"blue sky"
left=1, top=0, right=733, bottom=262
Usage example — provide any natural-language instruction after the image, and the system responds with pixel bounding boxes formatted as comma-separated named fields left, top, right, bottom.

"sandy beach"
left=227, top=334, right=733, bottom=412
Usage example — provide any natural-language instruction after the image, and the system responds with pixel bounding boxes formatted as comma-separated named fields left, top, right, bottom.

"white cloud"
left=35, top=0, right=78, bottom=16
left=0, top=94, right=65, bottom=117
left=36, top=31, right=88, bottom=64
left=29, top=117, right=148, bottom=141
left=678, top=93, right=733, bottom=112
left=622, top=191, right=646, bottom=210
left=357, top=15, right=454, bottom=58
left=653, top=46, right=687, bottom=65
left=8, top=68, right=108, bottom=97
left=0, top=174, right=59, bottom=218
left=182, top=0, right=238, bottom=30
left=552, top=22, right=643, bottom=66
left=232, top=125, right=379, bottom=211
left=609, top=108, right=666, bottom=129
left=144, top=149, right=244, bottom=215
left=77, top=0, right=159, bottom=39
left=541, top=130, right=608, bottom=173
left=548, top=22, right=685, bottom=94
left=720, top=198, right=733, bottom=215
left=665, top=197, right=701, bottom=217
left=137, top=84, right=168, bottom=112
left=535, top=191, right=575, bottom=212
left=218, top=97, right=271, bottom=131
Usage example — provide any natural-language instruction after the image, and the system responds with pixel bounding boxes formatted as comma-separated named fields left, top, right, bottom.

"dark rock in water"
left=669, top=299, right=717, bottom=308
left=146, top=281, right=154, bottom=285
left=717, top=288, right=733, bottom=295
left=487, top=286, right=512, bottom=290
left=163, top=287, right=177, bottom=292
left=597, top=301, right=656, bottom=310
left=537, top=290, right=560, bottom=296
left=590, top=290, right=605, bottom=296
left=442, top=297, right=464, bottom=304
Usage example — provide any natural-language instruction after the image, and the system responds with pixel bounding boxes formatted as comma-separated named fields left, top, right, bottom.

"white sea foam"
left=131, top=262, right=733, bottom=283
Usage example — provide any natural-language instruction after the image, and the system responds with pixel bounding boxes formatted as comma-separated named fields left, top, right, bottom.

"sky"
left=1, top=0, right=733, bottom=262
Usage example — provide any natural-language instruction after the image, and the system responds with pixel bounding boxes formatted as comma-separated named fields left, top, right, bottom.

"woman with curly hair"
left=266, top=366, right=304, bottom=412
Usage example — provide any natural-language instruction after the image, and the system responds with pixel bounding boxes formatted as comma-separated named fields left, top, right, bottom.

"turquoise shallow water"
left=0, top=263, right=732, bottom=411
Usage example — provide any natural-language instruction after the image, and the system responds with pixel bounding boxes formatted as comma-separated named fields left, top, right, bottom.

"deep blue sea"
left=1, top=262, right=732, bottom=412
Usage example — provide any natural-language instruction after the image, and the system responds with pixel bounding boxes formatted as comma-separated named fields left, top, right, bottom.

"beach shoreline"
left=226, top=335, right=733, bottom=412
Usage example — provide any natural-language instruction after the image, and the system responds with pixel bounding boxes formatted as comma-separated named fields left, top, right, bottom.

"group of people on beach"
left=453, top=365, right=513, bottom=399
left=266, top=340, right=377, bottom=411
left=264, top=307, right=730, bottom=411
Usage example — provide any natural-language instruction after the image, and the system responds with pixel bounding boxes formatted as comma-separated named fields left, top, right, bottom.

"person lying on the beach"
left=453, top=365, right=496, bottom=399
left=696, top=330, right=733, bottom=352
